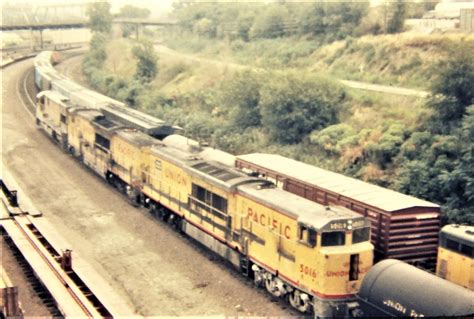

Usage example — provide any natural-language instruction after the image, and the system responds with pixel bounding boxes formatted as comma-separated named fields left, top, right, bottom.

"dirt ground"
left=1, top=57, right=298, bottom=316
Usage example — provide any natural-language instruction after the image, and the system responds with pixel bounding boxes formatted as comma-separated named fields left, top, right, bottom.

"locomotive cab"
left=295, top=215, right=373, bottom=317
left=35, top=90, right=71, bottom=148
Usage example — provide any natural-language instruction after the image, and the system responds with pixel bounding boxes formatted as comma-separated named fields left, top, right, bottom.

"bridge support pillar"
left=39, top=29, right=44, bottom=49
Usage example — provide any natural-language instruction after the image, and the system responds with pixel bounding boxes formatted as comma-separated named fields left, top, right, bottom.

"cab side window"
left=299, top=225, right=317, bottom=247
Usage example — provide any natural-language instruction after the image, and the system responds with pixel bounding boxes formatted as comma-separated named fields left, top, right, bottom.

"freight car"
left=235, top=154, right=441, bottom=269
left=33, top=53, right=376, bottom=317
left=351, top=259, right=474, bottom=317
left=437, top=224, right=474, bottom=290
left=34, top=51, right=177, bottom=139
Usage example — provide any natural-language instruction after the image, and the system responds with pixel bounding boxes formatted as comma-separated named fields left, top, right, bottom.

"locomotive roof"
left=37, top=90, right=69, bottom=105
left=162, top=135, right=236, bottom=167
left=115, top=129, right=162, bottom=148
left=72, top=108, right=104, bottom=121
left=238, top=182, right=367, bottom=231
left=150, top=144, right=257, bottom=192
left=237, top=153, right=440, bottom=213
left=441, top=224, right=474, bottom=243
left=101, top=104, right=174, bottom=137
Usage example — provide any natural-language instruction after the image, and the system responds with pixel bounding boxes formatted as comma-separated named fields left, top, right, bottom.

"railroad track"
left=0, top=177, right=134, bottom=318
left=1, top=227, right=62, bottom=317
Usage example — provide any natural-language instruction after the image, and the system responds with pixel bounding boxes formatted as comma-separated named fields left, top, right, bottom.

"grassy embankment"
left=166, top=32, right=473, bottom=89
left=88, top=32, right=472, bottom=186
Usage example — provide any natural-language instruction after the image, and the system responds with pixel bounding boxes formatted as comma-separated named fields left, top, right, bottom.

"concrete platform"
left=1, top=218, right=89, bottom=317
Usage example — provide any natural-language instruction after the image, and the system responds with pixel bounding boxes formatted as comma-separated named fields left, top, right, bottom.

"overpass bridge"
left=1, top=3, right=176, bottom=46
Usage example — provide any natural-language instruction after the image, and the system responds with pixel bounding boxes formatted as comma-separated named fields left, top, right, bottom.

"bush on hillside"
left=259, top=74, right=346, bottom=144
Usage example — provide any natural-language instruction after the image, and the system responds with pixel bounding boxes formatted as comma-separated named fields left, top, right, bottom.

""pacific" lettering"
left=247, top=207, right=291, bottom=239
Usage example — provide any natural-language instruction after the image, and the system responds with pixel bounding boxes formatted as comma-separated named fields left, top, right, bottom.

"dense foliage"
left=86, top=1, right=113, bottom=34
left=170, top=1, right=436, bottom=43
left=397, top=46, right=474, bottom=223
left=81, top=2, right=473, bottom=224
left=132, top=40, right=159, bottom=82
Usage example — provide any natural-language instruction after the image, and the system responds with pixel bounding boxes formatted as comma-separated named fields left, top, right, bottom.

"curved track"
left=1, top=57, right=296, bottom=316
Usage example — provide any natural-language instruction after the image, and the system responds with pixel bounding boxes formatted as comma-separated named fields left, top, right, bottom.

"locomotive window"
left=299, top=226, right=317, bottom=247
left=308, top=229, right=317, bottom=246
left=460, top=244, right=473, bottom=258
left=321, top=231, right=345, bottom=246
left=191, top=183, right=228, bottom=215
left=192, top=184, right=207, bottom=203
left=212, top=193, right=228, bottom=213
left=446, top=238, right=459, bottom=252
left=352, top=227, right=370, bottom=244
left=95, top=133, right=110, bottom=150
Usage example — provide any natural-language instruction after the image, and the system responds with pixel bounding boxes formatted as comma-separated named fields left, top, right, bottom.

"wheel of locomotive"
left=252, top=264, right=264, bottom=287
left=289, top=289, right=312, bottom=313
left=167, top=213, right=181, bottom=229
left=264, top=274, right=286, bottom=298
left=149, top=203, right=159, bottom=218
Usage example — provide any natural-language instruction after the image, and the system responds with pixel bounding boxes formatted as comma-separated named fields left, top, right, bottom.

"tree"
left=219, top=71, right=261, bottom=129
left=429, top=46, right=474, bottom=133
left=446, top=106, right=474, bottom=223
left=194, top=18, right=216, bottom=38
left=87, top=1, right=113, bottom=34
left=132, top=40, right=158, bottom=82
left=259, top=74, right=345, bottom=144
left=249, top=5, right=287, bottom=39
left=299, top=2, right=369, bottom=41
left=386, top=0, right=406, bottom=34
left=117, top=4, right=151, bottom=38
left=117, top=5, right=151, bottom=19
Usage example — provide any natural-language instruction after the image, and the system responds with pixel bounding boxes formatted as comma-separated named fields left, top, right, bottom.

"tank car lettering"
left=383, top=299, right=407, bottom=314
left=409, top=309, right=424, bottom=317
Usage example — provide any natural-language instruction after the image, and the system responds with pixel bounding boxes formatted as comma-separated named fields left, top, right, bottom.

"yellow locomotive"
left=437, top=224, right=474, bottom=290
left=36, top=87, right=373, bottom=316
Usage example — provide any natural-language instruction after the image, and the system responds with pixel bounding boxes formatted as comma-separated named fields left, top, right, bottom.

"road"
left=1, top=58, right=296, bottom=316
left=155, top=44, right=430, bottom=98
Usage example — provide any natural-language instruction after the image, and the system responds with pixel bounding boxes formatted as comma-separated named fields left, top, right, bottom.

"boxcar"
left=235, top=153, right=441, bottom=269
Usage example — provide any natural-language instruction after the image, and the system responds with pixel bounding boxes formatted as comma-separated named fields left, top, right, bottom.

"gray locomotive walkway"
left=154, top=44, right=430, bottom=98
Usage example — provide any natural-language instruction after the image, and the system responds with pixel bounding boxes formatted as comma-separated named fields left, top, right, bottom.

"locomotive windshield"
left=353, top=227, right=370, bottom=244
left=321, top=231, right=345, bottom=246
